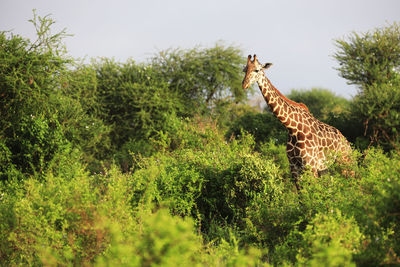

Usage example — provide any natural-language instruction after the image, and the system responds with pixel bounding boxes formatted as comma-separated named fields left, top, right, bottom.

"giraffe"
left=242, top=54, right=352, bottom=190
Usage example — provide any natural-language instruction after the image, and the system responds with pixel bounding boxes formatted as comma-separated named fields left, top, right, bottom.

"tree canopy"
left=334, top=22, right=400, bottom=151
left=150, top=44, right=246, bottom=111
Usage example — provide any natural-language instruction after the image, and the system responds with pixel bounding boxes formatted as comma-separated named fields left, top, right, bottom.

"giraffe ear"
left=262, top=63, right=273, bottom=70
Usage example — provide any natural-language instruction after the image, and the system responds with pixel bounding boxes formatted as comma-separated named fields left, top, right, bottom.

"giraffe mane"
left=275, top=87, right=309, bottom=112
left=267, top=77, right=310, bottom=112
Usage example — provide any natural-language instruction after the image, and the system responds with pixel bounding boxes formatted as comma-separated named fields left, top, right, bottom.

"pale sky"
left=1, top=0, right=400, bottom=98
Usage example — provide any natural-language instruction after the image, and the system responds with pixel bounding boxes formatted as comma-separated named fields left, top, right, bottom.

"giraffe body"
left=242, top=55, right=351, bottom=189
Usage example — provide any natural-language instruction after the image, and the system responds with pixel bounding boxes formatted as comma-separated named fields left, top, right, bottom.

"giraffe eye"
left=254, top=69, right=259, bottom=73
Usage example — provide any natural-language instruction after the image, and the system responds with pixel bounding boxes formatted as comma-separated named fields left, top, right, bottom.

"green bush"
left=150, top=44, right=246, bottom=113
left=0, top=13, right=110, bottom=176
left=0, top=15, right=69, bottom=132
left=2, top=13, right=400, bottom=266
left=0, top=141, right=21, bottom=181
left=130, top=117, right=292, bottom=251
left=97, top=208, right=204, bottom=267
left=0, top=165, right=135, bottom=265
left=334, top=22, right=400, bottom=151
left=49, top=89, right=112, bottom=171
left=88, top=59, right=184, bottom=166
left=0, top=161, right=267, bottom=266
left=227, top=112, right=287, bottom=146
left=5, top=115, right=68, bottom=177
left=297, top=210, right=363, bottom=266
left=258, top=140, right=291, bottom=178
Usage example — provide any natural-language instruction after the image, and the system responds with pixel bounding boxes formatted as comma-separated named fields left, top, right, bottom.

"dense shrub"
left=126, top=117, right=400, bottom=266
left=0, top=159, right=266, bottom=266
left=96, top=208, right=204, bottom=267
left=150, top=44, right=246, bottom=113
left=55, top=69, right=112, bottom=169
left=0, top=17, right=70, bottom=179
left=227, top=112, right=287, bottom=145
left=0, top=15, right=69, bottom=130
left=0, top=14, right=111, bottom=176
left=297, top=210, right=363, bottom=266
left=334, top=22, right=400, bottom=151
left=6, top=115, right=68, bottom=176
left=93, top=59, right=180, bottom=148
left=2, top=13, right=400, bottom=266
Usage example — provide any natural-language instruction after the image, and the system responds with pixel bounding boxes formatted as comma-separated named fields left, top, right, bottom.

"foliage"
left=0, top=18, right=68, bottom=179
left=62, top=45, right=247, bottom=166
left=59, top=65, right=112, bottom=167
left=227, top=112, right=287, bottom=145
left=0, top=150, right=267, bottom=266
left=2, top=12, right=400, bottom=267
left=352, top=82, right=400, bottom=151
left=211, top=101, right=259, bottom=130
left=130, top=116, right=281, bottom=232
left=96, top=208, right=205, bottom=267
left=92, top=58, right=180, bottom=150
left=334, top=22, right=400, bottom=151
left=5, top=115, right=69, bottom=177
left=296, top=210, right=363, bottom=266
left=334, top=23, right=400, bottom=87
left=150, top=44, right=246, bottom=114
left=0, top=12, right=111, bottom=176
left=0, top=11, right=69, bottom=132
left=3, top=119, right=400, bottom=265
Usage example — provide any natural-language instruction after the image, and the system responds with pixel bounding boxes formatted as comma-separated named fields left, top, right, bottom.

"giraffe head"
left=242, top=54, right=273, bottom=89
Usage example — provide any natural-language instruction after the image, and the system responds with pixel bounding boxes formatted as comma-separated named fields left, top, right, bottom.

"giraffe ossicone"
left=242, top=54, right=352, bottom=190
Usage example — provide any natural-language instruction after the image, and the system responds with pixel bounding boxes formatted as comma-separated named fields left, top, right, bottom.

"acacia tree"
left=0, top=12, right=73, bottom=178
left=334, top=23, right=400, bottom=151
left=150, top=44, right=246, bottom=114
left=0, top=12, right=112, bottom=177
left=92, top=58, right=179, bottom=149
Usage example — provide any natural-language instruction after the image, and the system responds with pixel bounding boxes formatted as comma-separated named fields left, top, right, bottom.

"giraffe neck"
left=256, top=73, right=306, bottom=132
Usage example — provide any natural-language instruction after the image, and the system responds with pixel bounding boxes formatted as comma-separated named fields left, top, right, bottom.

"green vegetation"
left=1, top=13, right=399, bottom=266
left=334, top=23, right=400, bottom=151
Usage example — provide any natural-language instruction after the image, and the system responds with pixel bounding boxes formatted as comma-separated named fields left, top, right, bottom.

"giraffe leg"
left=294, top=178, right=301, bottom=192
left=316, top=168, right=324, bottom=177
left=289, top=163, right=302, bottom=192
left=292, top=174, right=301, bottom=192
left=287, top=141, right=302, bottom=192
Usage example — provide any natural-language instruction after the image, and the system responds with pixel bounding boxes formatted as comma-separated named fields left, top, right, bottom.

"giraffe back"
left=286, top=107, right=351, bottom=175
